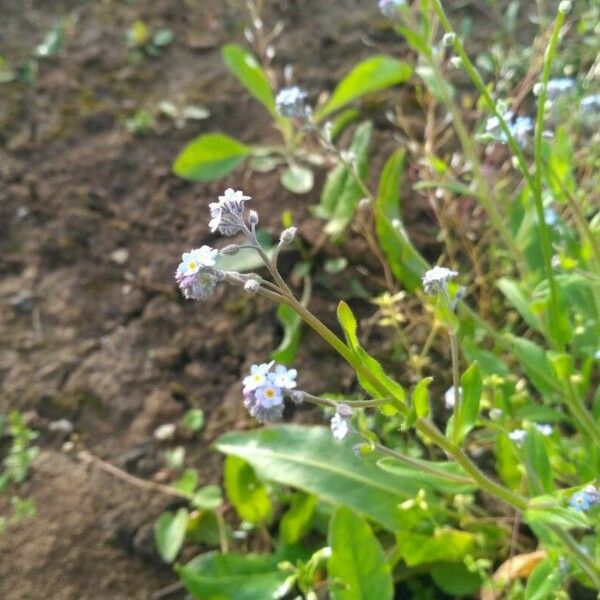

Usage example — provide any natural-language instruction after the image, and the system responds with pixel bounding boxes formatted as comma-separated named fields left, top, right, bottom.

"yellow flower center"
left=265, top=388, right=275, bottom=398
left=188, top=261, right=198, bottom=271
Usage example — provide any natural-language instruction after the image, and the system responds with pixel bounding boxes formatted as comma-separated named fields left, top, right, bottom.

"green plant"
left=155, top=1, right=600, bottom=597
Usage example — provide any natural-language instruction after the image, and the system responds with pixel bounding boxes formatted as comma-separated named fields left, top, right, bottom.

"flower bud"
left=244, top=279, right=260, bottom=293
left=248, top=210, right=259, bottom=227
left=558, top=0, right=571, bottom=14
left=442, top=33, right=456, bottom=47
left=279, top=226, right=297, bottom=245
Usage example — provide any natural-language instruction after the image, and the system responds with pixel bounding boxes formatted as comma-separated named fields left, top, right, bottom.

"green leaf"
left=221, top=44, right=276, bottom=116
left=496, top=433, right=522, bottom=489
left=224, top=455, right=272, bottom=525
left=317, top=56, right=412, bottom=119
left=336, top=301, right=406, bottom=405
left=431, top=562, right=482, bottom=597
left=182, top=408, right=205, bottom=433
left=416, top=64, right=455, bottom=102
left=177, top=552, right=287, bottom=600
left=173, top=133, right=250, bottom=182
left=192, top=485, right=223, bottom=510
left=497, top=278, right=543, bottom=333
left=375, top=149, right=428, bottom=291
left=279, top=492, right=318, bottom=544
left=377, top=458, right=476, bottom=494
left=412, top=377, right=433, bottom=418
left=507, top=335, right=561, bottom=396
left=154, top=508, right=188, bottom=563
left=525, top=496, right=589, bottom=530
left=322, top=122, right=373, bottom=238
left=525, top=558, right=566, bottom=600
left=328, top=507, right=393, bottom=600
left=215, top=425, right=421, bottom=532
left=523, top=429, right=554, bottom=494
left=280, top=164, right=314, bottom=194
left=271, top=304, right=302, bottom=365
left=396, top=528, right=475, bottom=567
left=455, top=362, right=482, bottom=443
left=173, top=468, right=199, bottom=495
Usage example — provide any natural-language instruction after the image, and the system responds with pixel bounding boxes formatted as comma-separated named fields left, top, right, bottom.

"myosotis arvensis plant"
left=168, top=0, right=600, bottom=595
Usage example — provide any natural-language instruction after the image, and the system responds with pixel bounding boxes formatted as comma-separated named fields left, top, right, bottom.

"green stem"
left=549, top=524, right=600, bottom=587
left=286, top=294, right=528, bottom=511
left=563, top=381, right=600, bottom=446
left=430, top=0, right=564, bottom=349
left=449, top=332, right=461, bottom=443
left=532, top=8, right=567, bottom=349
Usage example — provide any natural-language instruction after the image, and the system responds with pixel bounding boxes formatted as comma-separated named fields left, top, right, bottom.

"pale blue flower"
left=544, top=208, right=558, bottom=226
left=546, top=78, right=575, bottom=100
left=255, top=383, right=283, bottom=408
left=243, top=362, right=272, bottom=392
left=508, top=428, right=527, bottom=444
left=209, top=188, right=251, bottom=235
left=178, top=246, right=218, bottom=275
left=276, top=86, right=308, bottom=118
left=175, top=268, right=217, bottom=300
left=486, top=111, right=533, bottom=147
left=422, top=266, right=458, bottom=295
left=331, top=412, right=349, bottom=440
left=569, top=485, right=600, bottom=512
left=536, top=423, right=553, bottom=436
left=244, top=382, right=284, bottom=422
left=581, top=94, right=600, bottom=112
left=379, top=0, right=405, bottom=18
left=444, top=386, right=461, bottom=409
left=268, top=365, right=297, bottom=390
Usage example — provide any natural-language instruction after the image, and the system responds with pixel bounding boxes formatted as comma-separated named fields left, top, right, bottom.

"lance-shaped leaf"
left=173, top=133, right=250, bottom=181
left=454, top=362, right=483, bottom=444
left=375, top=149, right=428, bottom=291
left=328, top=507, right=393, bottom=600
left=222, top=44, right=276, bottom=116
left=215, top=425, right=420, bottom=531
left=317, top=56, right=412, bottom=119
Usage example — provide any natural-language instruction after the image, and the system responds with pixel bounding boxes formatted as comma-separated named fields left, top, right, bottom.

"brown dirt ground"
left=0, top=1, right=433, bottom=598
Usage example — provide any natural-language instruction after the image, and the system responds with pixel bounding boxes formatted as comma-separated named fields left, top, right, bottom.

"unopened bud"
left=244, top=279, right=260, bottom=293
left=449, top=56, right=463, bottom=69
left=358, top=198, right=371, bottom=210
left=290, top=390, right=305, bottom=404
left=220, top=244, right=240, bottom=255
left=442, top=32, right=456, bottom=47
left=533, top=82, right=544, bottom=96
left=558, top=0, right=571, bottom=14
left=279, top=226, right=297, bottom=245
left=248, top=210, right=259, bottom=227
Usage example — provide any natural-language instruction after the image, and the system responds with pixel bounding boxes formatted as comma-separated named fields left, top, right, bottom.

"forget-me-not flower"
left=268, top=365, right=298, bottom=390
left=422, top=266, right=459, bottom=296
left=209, top=188, right=251, bottom=235
left=243, top=363, right=272, bottom=392
left=276, top=87, right=308, bottom=118
left=569, top=485, right=600, bottom=512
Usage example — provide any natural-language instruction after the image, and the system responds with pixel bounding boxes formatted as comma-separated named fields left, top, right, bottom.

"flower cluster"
left=242, top=362, right=297, bottom=423
left=209, top=188, right=251, bottom=235
left=276, top=86, right=309, bottom=119
left=175, top=246, right=219, bottom=300
left=422, top=266, right=458, bottom=296
left=569, top=484, right=600, bottom=512
left=485, top=112, right=533, bottom=147
left=508, top=423, right=552, bottom=445
left=545, top=77, right=575, bottom=100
